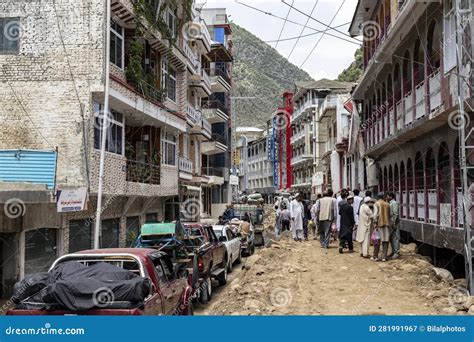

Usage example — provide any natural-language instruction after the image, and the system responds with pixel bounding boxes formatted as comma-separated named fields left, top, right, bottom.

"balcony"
left=207, top=68, right=231, bottom=93
left=396, top=99, right=404, bottom=130
left=186, top=103, right=202, bottom=126
left=195, top=19, right=212, bottom=53
left=291, top=153, right=313, bottom=166
left=189, top=68, right=212, bottom=96
left=179, top=157, right=193, bottom=181
left=182, top=40, right=200, bottom=74
left=202, top=99, right=229, bottom=124
left=202, top=133, right=227, bottom=155
left=290, top=130, right=305, bottom=144
left=389, top=106, right=395, bottom=136
left=201, top=167, right=224, bottom=185
left=126, top=160, right=160, bottom=185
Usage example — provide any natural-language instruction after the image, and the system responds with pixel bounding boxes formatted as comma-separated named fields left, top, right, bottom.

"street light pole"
left=94, top=0, right=112, bottom=249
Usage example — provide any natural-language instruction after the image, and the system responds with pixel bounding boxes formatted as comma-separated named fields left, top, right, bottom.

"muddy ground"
left=196, top=209, right=473, bottom=316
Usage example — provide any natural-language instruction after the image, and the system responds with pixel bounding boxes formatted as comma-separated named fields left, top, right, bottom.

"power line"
left=281, top=0, right=362, bottom=42
left=275, top=0, right=294, bottom=49
left=234, top=0, right=361, bottom=46
left=288, top=0, right=319, bottom=60
left=300, top=0, right=347, bottom=68
left=265, top=22, right=351, bottom=43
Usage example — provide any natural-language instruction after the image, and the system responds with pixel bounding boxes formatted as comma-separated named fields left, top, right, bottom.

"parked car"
left=7, top=249, right=193, bottom=316
left=213, top=225, right=242, bottom=272
left=183, top=223, right=227, bottom=304
left=132, top=222, right=199, bottom=288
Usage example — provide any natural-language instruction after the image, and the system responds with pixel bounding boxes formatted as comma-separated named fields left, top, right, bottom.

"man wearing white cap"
left=289, top=193, right=304, bottom=241
left=356, top=196, right=375, bottom=258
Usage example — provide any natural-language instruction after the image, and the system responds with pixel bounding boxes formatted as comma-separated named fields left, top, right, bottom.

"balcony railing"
left=396, top=99, right=404, bottom=130
left=415, top=81, right=425, bottom=120
left=201, top=167, right=224, bottom=177
left=179, top=157, right=193, bottom=174
left=207, top=68, right=231, bottom=86
left=416, top=189, right=425, bottom=221
left=202, top=68, right=211, bottom=90
left=186, top=103, right=201, bottom=125
left=409, top=190, right=416, bottom=220
left=404, top=92, right=413, bottom=126
left=429, top=70, right=442, bottom=111
left=389, top=106, right=395, bottom=136
left=427, top=189, right=437, bottom=223
left=202, top=99, right=229, bottom=116
left=126, top=160, right=160, bottom=185
left=182, top=40, right=199, bottom=70
left=202, top=117, right=212, bottom=136
left=199, top=19, right=212, bottom=45
left=321, top=96, right=337, bottom=115
left=210, top=133, right=227, bottom=146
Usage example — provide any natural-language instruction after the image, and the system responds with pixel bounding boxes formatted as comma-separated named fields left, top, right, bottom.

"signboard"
left=57, top=188, right=88, bottom=213
left=229, top=175, right=239, bottom=186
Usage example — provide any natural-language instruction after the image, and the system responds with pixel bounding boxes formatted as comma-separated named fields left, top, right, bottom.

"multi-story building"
left=244, top=126, right=274, bottom=201
left=349, top=0, right=473, bottom=258
left=199, top=8, right=233, bottom=217
left=291, top=80, right=353, bottom=198
left=0, top=0, right=209, bottom=297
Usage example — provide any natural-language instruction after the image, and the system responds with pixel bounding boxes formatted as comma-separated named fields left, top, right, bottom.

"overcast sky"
left=201, top=0, right=361, bottom=80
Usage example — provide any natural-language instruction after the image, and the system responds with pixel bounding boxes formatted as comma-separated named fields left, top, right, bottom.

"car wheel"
left=227, top=256, right=233, bottom=273
left=218, top=267, right=227, bottom=286
left=199, top=277, right=212, bottom=304
left=236, top=249, right=242, bottom=264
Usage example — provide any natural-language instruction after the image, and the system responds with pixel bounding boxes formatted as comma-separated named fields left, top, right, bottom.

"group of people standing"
left=274, top=189, right=400, bottom=261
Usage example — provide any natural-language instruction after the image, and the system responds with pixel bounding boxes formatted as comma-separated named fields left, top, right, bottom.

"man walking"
left=387, top=191, right=400, bottom=259
left=315, top=190, right=336, bottom=248
left=289, top=193, right=304, bottom=241
left=280, top=204, right=291, bottom=232
left=311, top=194, right=322, bottom=240
left=302, top=198, right=312, bottom=241
left=373, top=192, right=391, bottom=262
left=352, top=189, right=363, bottom=241
left=339, top=194, right=355, bottom=253
left=356, top=197, right=374, bottom=258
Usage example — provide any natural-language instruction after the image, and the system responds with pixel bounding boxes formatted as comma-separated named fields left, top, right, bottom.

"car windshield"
left=186, top=227, right=203, bottom=237
left=213, top=229, right=223, bottom=238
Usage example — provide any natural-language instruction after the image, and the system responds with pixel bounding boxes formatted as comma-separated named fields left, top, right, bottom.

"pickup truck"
left=183, top=223, right=227, bottom=304
left=7, top=249, right=193, bottom=316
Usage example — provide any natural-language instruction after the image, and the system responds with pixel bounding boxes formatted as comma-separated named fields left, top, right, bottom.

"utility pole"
left=94, top=0, right=112, bottom=249
left=455, top=0, right=473, bottom=294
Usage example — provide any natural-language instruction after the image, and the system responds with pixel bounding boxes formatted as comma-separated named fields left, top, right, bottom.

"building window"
left=110, top=19, right=124, bottom=68
left=0, top=18, right=20, bottom=54
left=165, top=9, right=177, bottom=38
left=161, top=58, right=177, bottom=102
left=163, top=133, right=177, bottom=166
left=93, top=102, right=124, bottom=156
left=24, top=228, right=58, bottom=276
left=443, top=0, right=456, bottom=72
left=101, top=218, right=120, bottom=248
left=69, top=220, right=92, bottom=253
left=214, top=27, right=225, bottom=44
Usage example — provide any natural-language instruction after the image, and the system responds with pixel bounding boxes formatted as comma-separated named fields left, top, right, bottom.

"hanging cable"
left=275, top=0, right=294, bottom=48
left=281, top=0, right=362, bottom=42
left=300, top=0, right=346, bottom=68
left=288, top=0, right=319, bottom=60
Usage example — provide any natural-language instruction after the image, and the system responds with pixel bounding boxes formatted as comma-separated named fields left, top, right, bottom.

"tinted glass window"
left=24, top=228, right=58, bottom=276
left=101, top=219, right=120, bottom=248
left=69, top=220, right=92, bottom=253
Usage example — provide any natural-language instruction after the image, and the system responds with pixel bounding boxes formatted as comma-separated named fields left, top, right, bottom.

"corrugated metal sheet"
left=0, top=150, right=57, bottom=190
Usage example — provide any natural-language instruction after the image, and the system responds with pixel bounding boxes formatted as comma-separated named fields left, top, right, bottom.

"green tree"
left=337, top=47, right=363, bottom=83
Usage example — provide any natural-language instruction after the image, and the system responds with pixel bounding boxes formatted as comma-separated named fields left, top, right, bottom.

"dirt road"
left=196, top=217, right=472, bottom=315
